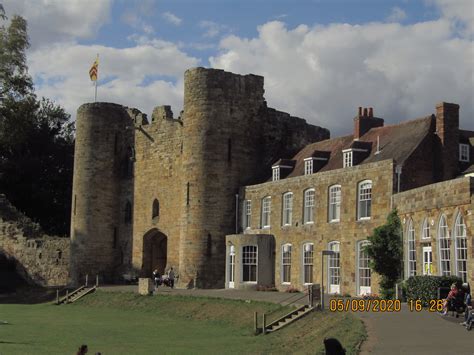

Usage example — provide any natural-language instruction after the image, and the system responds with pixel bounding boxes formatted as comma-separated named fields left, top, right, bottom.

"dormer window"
left=343, top=150, right=353, bottom=168
left=304, top=159, right=313, bottom=175
left=272, top=167, right=280, bottom=181
left=459, top=144, right=469, bottom=162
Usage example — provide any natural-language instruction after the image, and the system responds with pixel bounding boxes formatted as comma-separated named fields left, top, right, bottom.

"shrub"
left=405, top=275, right=462, bottom=305
left=285, top=286, right=300, bottom=293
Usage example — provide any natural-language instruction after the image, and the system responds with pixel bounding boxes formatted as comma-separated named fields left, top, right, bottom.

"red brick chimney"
left=354, top=107, right=384, bottom=139
left=436, top=102, right=459, bottom=180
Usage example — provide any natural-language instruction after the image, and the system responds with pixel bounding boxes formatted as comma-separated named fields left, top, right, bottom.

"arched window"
left=303, top=243, right=314, bottom=284
left=422, top=218, right=430, bottom=239
left=328, top=185, right=341, bottom=222
left=125, top=201, right=132, bottom=224
left=303, top=189, right=315, bottom=224
left=438, top=215, right=451, bottom=276
left=328, top=241, right=340, bottom=294
left=152, top=199, right=160, bottom=220
left=282, top=192, right=293, bottom=226
left=357, top=240, right=371, bottom=295
left=261, top=196, right=271, bottom=228
left=242, top=245, right=257, bottom=282
left=454, top=213, right=468, bottom=282
left=407, top=219, right=416, bottom=277
left=357, top=180, right=372, bottom=220
left=282, top=244, right=292, bottom=284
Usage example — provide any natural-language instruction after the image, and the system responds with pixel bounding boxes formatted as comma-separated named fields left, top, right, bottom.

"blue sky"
left=2, top=0, right=473, bottom=135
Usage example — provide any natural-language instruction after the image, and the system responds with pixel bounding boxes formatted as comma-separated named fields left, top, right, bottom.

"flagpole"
left=95, top=53, right=99, bottom=102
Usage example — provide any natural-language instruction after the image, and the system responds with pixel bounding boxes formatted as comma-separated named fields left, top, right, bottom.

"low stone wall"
left=0, top=194, right=70, bottom=286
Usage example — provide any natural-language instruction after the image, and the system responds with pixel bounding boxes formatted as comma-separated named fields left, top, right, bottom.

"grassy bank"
left=0, top=291, right=365, bottom=354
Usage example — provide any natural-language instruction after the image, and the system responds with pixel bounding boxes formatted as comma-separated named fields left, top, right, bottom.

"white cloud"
left=430, top=0, right=474, bottom=36
left=210, top=20, right=473, bottom=135
left=162, top=11, right=182, bottom=26
left=2, top=0, right=112, bottom=48
left=199, top=20, right=230, bottom=38
left=387, top=7, right=407, bottom=22
left=28, top=41, right=199, bottom=119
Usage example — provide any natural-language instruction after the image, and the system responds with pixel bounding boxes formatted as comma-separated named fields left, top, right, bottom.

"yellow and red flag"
left=89, top=56, right=99, bottom=81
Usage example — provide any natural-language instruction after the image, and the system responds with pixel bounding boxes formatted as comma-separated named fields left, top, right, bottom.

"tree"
left=0, top=6, right=74, bottom=236
left=365, top=209, right=403, bottom=299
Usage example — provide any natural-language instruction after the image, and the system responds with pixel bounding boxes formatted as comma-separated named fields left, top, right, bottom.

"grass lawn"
left=0, top=291, right=366, bottom=354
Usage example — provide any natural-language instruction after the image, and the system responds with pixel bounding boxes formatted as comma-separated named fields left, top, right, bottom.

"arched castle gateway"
left=69, top=67, right=329, bottom=288
left=70, top=67, right=473, bottom=292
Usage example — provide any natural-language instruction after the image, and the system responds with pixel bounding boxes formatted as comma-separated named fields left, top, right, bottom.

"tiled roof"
left=285, top=115, right=434, bottom=178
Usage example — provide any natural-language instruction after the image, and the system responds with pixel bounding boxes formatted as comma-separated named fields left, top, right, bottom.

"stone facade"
left=0, top=194, right=69, bottom=286
left=394, top=178, right=473, bottom=282
left=70, top=68, right=329, bottom=288
left=225, top=103, right=473, bottom=295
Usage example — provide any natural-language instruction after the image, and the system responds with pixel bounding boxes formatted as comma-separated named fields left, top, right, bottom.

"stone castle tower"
left=70, top=67, right=329, bottom=288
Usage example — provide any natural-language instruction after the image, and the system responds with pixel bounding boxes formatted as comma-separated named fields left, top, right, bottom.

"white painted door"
left=423, top=246, right=433, bottom=275
left=229, top=253, right=235, bottom=288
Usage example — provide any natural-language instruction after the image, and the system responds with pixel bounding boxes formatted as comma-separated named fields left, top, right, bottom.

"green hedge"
left=405, top=275, right=462, bottom=305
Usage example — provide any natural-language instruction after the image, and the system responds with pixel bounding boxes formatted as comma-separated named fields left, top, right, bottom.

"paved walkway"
left=358, top=304, right=474, bottom=355
left=99, top=286, right=474, bottom=354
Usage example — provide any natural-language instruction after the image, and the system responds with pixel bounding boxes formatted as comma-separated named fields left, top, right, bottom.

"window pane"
left=438, top=216, right=451, bottom=276
left=454, top=214, right=467, bottom=282
left=303, top=243, right=314, bottom=284
left=242, top=246, right=257, bottom=282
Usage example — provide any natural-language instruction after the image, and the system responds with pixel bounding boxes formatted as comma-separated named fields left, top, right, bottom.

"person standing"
left=167, top=267, right=175, bottom=289
left=152, top=269, right=160, bottom=289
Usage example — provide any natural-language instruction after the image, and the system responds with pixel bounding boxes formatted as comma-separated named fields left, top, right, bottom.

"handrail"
left=265, top=291, right=309, bottom=318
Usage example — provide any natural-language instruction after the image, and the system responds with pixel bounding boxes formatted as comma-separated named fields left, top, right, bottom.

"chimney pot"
left=358, top=107, right=362, bottom=116
left=369, top=107, right=373, bottom=117
left=363, top=108, right=368, bottom=116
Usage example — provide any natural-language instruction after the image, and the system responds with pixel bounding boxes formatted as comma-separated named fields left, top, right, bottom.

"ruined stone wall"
left=241, top=160, right=395, bottom=295
left=0, top=195, right=69, bottom=286
left=393, top=177, right=474, bottom=284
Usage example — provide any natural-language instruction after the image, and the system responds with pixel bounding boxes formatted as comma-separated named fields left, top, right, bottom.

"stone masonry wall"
left=393, top=177, right=474, bottom=284
left=241, top=159, right=395, bottom=295
left=0, top=194, right=69, bottom=286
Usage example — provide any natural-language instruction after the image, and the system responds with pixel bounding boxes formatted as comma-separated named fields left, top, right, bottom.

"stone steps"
left=264, top=304, right=314, bottom=333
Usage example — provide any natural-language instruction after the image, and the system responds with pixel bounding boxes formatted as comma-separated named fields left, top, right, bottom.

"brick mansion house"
left=69, top=68, right=473, bottom=295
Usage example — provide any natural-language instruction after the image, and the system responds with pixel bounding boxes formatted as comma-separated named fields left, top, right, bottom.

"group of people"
left=441, top=282, right=472, bottom=328
left=152, top=267, right=175, bottom=289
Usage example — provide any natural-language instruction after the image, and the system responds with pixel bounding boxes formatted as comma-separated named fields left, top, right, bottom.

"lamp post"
left=321, top=250, right=336, bottom=310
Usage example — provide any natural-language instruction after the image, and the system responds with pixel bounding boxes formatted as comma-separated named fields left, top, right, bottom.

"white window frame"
left=454, top=213, right=468, bottom=282
left=407, top=219, right=416, bottom=277
left=357, top=240, right=371, bottom=295
left=438, top=215, right=451, bottom=276
left=282, top=192, right=293, bottom=226
left=303, top=189, right=315, bottom=224
left=328, top=185, right=341, bottom=222
left=281, top=244, right=292, bottom=284
left=357, top=180, right=372, bottom=220
left=304, top=159, right=313, bottom=175
left=261, top=196, right=271, bottom=228
left=272, top=167, right=280, bottom=181
left=343, top=150, right=353, bottom=168
left=303, top=243, right=314, bottom=285
left=242, top=200, right=251, bottom=230
left=459, top=143, right=470, bottom=162
left=242, top=245, right=258, bottom=283
left=328, top=241, right=340, bottom=294
left=422, top=218, right=430, bottom=239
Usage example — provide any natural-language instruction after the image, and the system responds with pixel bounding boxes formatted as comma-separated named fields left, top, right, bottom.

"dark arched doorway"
left=142, top=229, right=168, bottom=277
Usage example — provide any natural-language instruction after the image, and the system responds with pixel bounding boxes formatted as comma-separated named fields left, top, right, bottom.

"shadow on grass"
left=0, top=286, right=70, bottom=304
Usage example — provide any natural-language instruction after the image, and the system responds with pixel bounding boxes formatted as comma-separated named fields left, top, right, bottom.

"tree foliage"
left=365, top=209, right=403, bottom=298
left=0, top=6, right=74, bottom=236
